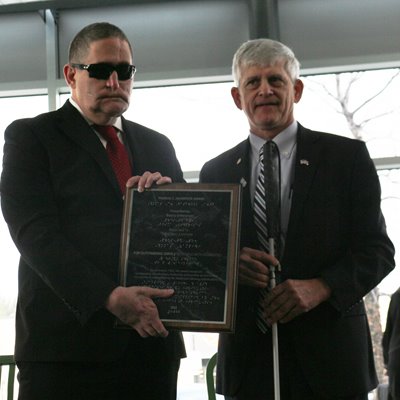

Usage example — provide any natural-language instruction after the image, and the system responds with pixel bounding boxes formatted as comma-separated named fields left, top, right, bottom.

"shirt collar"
left=249, top=120, right=298, bottom=159
left=69, top=97, right=123, bottom=132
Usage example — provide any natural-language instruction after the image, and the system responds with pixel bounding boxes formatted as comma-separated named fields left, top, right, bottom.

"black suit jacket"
left=383, top=288, right=400, bottom=374
left=1, top=100, right=186, bottom=362
left=200, top=124, right=395, bottom=398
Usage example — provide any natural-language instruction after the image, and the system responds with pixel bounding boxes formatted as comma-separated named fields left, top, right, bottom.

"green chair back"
left=0, top=355, right=16, bottom=400
left=206, top=352, right=218, bottom=400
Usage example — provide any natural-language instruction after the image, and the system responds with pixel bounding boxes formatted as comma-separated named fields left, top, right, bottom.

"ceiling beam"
left=248, top=0, right=280, bottom=40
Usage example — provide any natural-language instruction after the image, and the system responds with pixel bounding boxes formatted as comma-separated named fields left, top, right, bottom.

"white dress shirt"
left=248, top=120, right=298, bottom=254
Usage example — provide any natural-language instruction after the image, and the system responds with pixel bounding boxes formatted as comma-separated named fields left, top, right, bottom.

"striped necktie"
left=95, top=125, right=132, bottom=195
left=254, top=141, right=281, bottom=333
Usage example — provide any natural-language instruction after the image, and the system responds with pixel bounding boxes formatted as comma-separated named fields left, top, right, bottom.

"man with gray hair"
left=200, top=38, right=395, bottom=400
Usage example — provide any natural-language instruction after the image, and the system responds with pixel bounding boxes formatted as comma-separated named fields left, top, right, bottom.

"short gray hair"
left=232, top=38, right=300, bottom=85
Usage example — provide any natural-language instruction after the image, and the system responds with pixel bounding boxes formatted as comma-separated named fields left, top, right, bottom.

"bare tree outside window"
left=304, top=70, right=400, bottom=140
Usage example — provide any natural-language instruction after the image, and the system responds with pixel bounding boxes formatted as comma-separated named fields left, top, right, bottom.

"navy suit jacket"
left=200, top=123, right=395, bottom=397
left=1, top=100, right=186, bottom=362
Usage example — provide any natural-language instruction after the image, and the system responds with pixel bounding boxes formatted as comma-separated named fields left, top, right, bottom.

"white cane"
left=268, top=237, right=280, bottom=400
left=261, top=140, right=282, bottom=400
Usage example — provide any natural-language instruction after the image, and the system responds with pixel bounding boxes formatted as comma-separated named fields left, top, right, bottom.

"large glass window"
left=1, top=67, right=399, bottom=399
left=126, top=82, right=248, bottom=173
left=299, top=69, right=400, bottom=158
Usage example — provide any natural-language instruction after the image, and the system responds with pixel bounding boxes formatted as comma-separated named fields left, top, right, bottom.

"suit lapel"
left=121, top=117, right=142, bottom=175
left=229, top=140, right=260, bottom=247
left=227, top=140, right=251, bottom=206
left=285, top=125, right=323, bottom=249
left=232, top=140, right=251, bottom=190
left=57, top=101, right=122, bottom=196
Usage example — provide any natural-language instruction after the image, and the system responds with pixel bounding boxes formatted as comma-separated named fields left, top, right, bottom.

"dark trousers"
left=17, top=339, right=180, bottom=400
left=223, top=326, right=369, bottom=400
left=388, top=371, right=400, bottom=400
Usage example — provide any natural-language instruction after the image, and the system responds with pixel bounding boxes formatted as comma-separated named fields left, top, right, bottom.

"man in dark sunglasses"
left=70, top=62, right=136, bottom=81
left=1, top=22, right=185, bottom=400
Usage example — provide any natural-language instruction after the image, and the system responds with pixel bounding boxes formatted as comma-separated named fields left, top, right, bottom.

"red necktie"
left=95, top=125, right=132, bottom=195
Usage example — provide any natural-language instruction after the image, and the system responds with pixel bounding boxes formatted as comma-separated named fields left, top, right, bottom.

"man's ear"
left=231, top=87, right=243, bottom=110
left=293, top=79, right=304, bottom=103
left=64, top=64, right=76, bottom=89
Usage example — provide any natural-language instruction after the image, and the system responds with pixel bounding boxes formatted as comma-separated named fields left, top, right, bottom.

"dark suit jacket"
left=383, top=288, right=400, bottom=383
left=1, top=100, right=186, bottom=363
left=200, top=124, right=395, bottom=398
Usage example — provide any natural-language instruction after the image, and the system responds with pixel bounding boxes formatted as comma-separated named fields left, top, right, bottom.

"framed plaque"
left=119, top=183, right=241, bottom=332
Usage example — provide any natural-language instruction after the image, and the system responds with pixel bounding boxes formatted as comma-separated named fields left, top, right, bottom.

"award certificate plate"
left=119, top=183, right=241, bottom=332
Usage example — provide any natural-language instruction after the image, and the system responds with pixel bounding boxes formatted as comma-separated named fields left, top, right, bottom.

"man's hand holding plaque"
left=126, top=171, right=173, bottom=193
left=106, top=285, right=174, bottom=337
left=106, top=171, right=174, bottom=338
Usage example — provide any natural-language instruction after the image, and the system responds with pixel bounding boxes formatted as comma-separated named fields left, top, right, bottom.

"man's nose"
left=106, top=70, right=120, bottom=89
left=258, top=80, right=274, bottom=96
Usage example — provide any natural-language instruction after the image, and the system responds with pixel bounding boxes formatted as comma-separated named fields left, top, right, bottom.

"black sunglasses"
left=71, top=63, right=136, bottom=80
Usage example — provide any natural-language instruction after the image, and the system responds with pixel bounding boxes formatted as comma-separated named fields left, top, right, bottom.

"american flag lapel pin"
left=300, top=159, right=310, bottom=166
